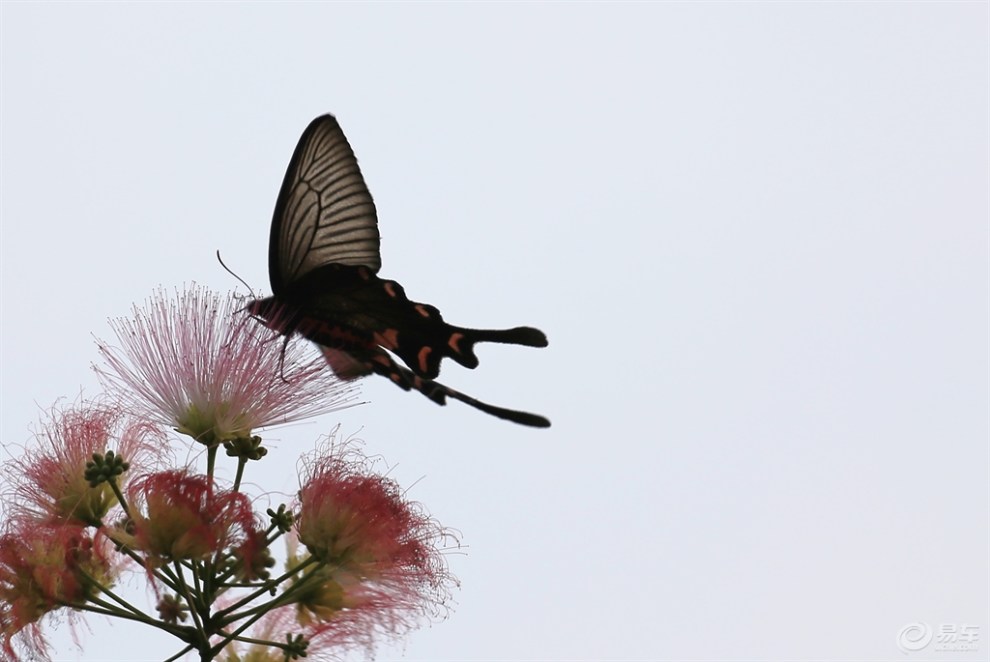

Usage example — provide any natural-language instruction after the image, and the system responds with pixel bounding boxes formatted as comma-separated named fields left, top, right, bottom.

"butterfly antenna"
left=216, top=250, right=257, bottom=297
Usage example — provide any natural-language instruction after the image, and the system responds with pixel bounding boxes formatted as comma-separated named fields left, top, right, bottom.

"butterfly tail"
left=445, top=326, right=549, bottom=371
left=362, top=346, right=550, bottom=427
left=468, top=326, right=548, bottom=348
left=441, top=386, right=552, bottom=428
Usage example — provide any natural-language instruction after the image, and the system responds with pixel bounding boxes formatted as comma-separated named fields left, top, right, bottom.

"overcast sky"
left=1, top=3, right=987, bottom=661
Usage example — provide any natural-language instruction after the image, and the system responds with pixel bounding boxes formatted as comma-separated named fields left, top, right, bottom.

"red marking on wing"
left=417, top=346, right=432, bottom=375
left=448, top=332, right=465, bottom=354
left=384, top=281, right=399, bottom=298
left=373, top=328, right=400, bottom=350
left=414, top=304, right=431, bottom=318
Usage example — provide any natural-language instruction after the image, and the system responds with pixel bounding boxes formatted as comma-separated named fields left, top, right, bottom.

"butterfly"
left=247, top=115, right=550, bottom=427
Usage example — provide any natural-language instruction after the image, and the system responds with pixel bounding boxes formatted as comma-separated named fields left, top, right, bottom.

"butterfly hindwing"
left=368, top=275, right=548, bottom=379
left=287, top=263, right=548, bottom=381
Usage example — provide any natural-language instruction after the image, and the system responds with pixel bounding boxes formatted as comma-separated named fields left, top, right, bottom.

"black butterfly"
left=247, top=115, right=550, bottom=427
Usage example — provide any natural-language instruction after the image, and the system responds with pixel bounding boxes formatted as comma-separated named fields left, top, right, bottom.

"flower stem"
left=106, top=476, right=132, bottom=521
left=162, top=644, right=195, bottom=662
left=232, top=455, right=247, bottom=493
left=206, top=444, right=218, bottom=486
left=212, top=555, right=319, bottom=622
left=173, top=560, right=206, bottom=638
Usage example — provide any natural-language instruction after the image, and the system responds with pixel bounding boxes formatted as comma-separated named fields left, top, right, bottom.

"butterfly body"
left=248, top=115, right=549, bottom=427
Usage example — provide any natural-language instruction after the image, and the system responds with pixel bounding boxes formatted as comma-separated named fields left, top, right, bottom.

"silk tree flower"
left=95, top=285, right=357, bottom=446
left=289, top=439, right=458, bottom=649
left=0, top=520, right=115, bottom=661
left=5, top=401, right=163, bottom=527
left=121, top=470, right=256, bottom=562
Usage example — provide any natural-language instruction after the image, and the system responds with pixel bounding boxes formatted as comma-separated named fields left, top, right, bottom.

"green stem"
left=64, top=598, right=190, bottom=638
left=232, top=455, right=247, bottom=493
left=191, top=559, right=203, bottom=597
left=212, top=555, right=319, bottom=622
left=223, top=633, right=288, bottom=648
left=81, top=570, right=146, bottom=619
left=173, top=560, right=206, bottom=637
left=206, top=444, right=218, bottom=486
left=106, top=477, right=132, bottom=521
left=207, top=605, right=274, bottom=659
left=162, top=644, right=195, bottom=662
left=102, top=528, right=181, bottom=593
left=211, top=564, right=327, bottom=659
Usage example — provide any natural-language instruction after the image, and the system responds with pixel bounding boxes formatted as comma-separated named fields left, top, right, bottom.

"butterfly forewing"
left=270, top=115, right=381, bottom=294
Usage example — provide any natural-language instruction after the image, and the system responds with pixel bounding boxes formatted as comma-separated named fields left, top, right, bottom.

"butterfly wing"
left=269, top=114, right=381, bottom=295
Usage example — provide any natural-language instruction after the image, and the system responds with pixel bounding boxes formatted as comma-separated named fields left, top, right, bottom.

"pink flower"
left=95, top=285, right=357, bottom=446
left=122, top=470, right=256, bottom=562
left=5, top=401, right=163, bottom=526
left=0, top=519, right=115, bottom=661
left=287, top=437, right=458, bottom=650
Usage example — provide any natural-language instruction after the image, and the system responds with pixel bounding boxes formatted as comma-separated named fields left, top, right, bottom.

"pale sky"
left=1, top=3, right=987, bottom=661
